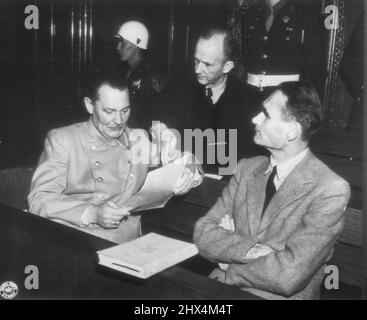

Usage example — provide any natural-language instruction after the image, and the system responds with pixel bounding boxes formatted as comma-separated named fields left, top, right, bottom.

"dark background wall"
left=0, top=0, right=229, bottom=168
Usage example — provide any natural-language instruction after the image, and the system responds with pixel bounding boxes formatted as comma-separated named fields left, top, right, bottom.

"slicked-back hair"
left=82, top=70, right=129, bottom=101
left=278, top=81, right=323, bottom=141
left=197, top=27, right=236, bottom=62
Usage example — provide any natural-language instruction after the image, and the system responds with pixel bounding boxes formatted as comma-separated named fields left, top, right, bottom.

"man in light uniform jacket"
left=29, top=73, right=202, bottom=244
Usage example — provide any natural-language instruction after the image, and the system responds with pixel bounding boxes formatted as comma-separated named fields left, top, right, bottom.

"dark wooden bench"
left=311, top=127, right=362, bottom=210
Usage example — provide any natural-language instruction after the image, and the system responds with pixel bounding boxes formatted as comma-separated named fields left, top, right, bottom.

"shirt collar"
left=265, top=147, right=309, bottom=181
left=85, top=118, right=130, bottom=149
left=206, top=75, right=228, bottom=104
left=265, top=0, right=288, bottom=16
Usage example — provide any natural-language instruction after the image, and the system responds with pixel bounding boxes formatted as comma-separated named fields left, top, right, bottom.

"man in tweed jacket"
left=194, top=81, right=350, bottom=299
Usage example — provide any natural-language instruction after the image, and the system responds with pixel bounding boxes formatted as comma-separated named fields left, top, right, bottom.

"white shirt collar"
left=206, top=75, right=228, bottom=104
left=265, top=147, right=309, bottom=189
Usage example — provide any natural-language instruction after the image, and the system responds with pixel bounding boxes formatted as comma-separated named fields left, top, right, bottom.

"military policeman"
left=115, top=21, right=165, bottom=132
left=242, top=0, right=326, bottom=105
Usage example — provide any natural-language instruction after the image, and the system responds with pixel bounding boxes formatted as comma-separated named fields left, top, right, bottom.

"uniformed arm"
left=28, top=130, right=91, bottom=226
left=224, top=181, right=350, bottom=297
left=193, top=160, right=260, bottom=262
left=302, top=2, right=327, bottom=96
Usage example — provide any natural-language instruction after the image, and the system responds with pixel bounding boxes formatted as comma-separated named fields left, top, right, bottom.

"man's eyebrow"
left=194, top=57, right=211, bottom=66
left=103, top=107, right=116, bottom=112
left=104, top=106, right=130, bottom=112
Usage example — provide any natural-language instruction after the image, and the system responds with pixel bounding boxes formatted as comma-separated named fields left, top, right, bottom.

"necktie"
left=206, top=87, right=213, bottom=104
left=265, top=6, right=274, bottom=32
left=262, top=166, right=277, bottom=216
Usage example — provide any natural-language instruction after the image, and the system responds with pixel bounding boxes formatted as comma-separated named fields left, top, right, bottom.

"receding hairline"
left=196, top=34, right=227, bottom=62
left=92, top=82, right=129, bottom=101
left=197, top=33, right=225, bottom=49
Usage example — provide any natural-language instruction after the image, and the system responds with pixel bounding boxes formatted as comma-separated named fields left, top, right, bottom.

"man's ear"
left=286, top=121, right=301, bottom=141
left=84, top=97, right=94, bottom=115
left=223, top=60, right=234, bottom=74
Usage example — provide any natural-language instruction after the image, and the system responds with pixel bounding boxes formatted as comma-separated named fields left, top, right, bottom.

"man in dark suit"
left=178, top=28, right=261, bottom=176
left=194, top=81, right=350, bottom=299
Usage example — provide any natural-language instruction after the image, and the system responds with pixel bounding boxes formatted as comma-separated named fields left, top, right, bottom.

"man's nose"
left=116, top=41, right=122, bottom=51
left=252, top=112, right=264, bottom=125
left=113, top=112, right=123, bottom=125
left=195, top=62, right=203, bottom=74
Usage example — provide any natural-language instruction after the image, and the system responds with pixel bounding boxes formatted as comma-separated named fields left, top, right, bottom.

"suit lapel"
left=246, top=160, right=269, bottom=234
left=257, top=153, right=315, bottom=233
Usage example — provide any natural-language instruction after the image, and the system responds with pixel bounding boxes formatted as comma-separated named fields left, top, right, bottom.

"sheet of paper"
left=125, top=158, right=186, bottom=212
left=204, top=173, right=223, bottom=180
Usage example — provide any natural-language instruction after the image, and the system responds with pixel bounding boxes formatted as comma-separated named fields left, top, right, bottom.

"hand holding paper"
left=87, top=201, right=130, bottom=229
left=150, top=122, right=180, bottom=165
left=174, top=167, right=195, bottom=195
left=160, top=129, right=180, bottom=165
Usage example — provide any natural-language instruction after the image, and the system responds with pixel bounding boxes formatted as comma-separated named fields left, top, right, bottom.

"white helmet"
left=115, top=21, right=149, bottom=50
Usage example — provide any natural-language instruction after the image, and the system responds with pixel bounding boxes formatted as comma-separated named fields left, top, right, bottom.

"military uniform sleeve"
left=224, top=180, right=350, bottom=297
left=193, top=160, right=260, bottom=263
left=28, top=130, right=91, bottom=226
left=301, top=1, right=327, bottom=96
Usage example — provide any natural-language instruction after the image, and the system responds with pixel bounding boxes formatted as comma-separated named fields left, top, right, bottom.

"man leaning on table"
left=194, top=81, right=350, bottom=300
left=28, top=72, right=202, bottom=244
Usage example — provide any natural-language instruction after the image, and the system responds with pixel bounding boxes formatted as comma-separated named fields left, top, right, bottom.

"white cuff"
left=193, top=168, right=203, bottom=187
left=80, top=206, right=92, bottom=226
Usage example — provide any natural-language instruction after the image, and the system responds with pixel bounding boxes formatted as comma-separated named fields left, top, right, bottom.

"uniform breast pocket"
left=282, top=24, right=302, bottom=45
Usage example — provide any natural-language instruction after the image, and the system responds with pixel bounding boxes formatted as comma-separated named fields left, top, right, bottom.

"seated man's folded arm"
left=193, top=160, right=259, bottom=263
left=224, top=182, right=350, bottom=297
left=28, top=130, right=90, bottom=226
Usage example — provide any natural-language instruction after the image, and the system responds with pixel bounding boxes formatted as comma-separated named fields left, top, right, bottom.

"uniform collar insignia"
left=132, top=79, right=142, bottom=89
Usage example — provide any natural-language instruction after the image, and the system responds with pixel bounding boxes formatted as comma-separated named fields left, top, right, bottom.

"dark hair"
left=278, top=81, right=323, bottom=141
left=82, top=69, right=128, bottom=101
left=198, top=27, right=236, bottom=61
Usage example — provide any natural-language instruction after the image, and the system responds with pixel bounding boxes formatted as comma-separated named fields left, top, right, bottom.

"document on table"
left=97, top=233, right=198, bottom=279
left=125, top=158, right=186, bottom=212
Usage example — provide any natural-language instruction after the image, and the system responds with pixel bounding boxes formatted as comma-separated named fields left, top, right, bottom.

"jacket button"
left=263, top=36, right=268, bottom=41
left=129, top=173, right=135, bottom=178
left=262, top=54, right=268, bottom=59
left=97, top=177, right=104, bottom=183
left=262, top=71, right=266, bottom=75
left=95, top=161, right=101, bottom=167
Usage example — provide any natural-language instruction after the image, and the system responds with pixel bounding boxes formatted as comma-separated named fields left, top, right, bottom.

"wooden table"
left=0, top=202, right=259, bottom=300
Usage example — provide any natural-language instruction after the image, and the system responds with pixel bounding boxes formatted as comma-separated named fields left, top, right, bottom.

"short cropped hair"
left=198, top=27, right=236, bottom=62
left=278, top=81, right=323, bottom=141
left=82, top=70, right=128, bottom=101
